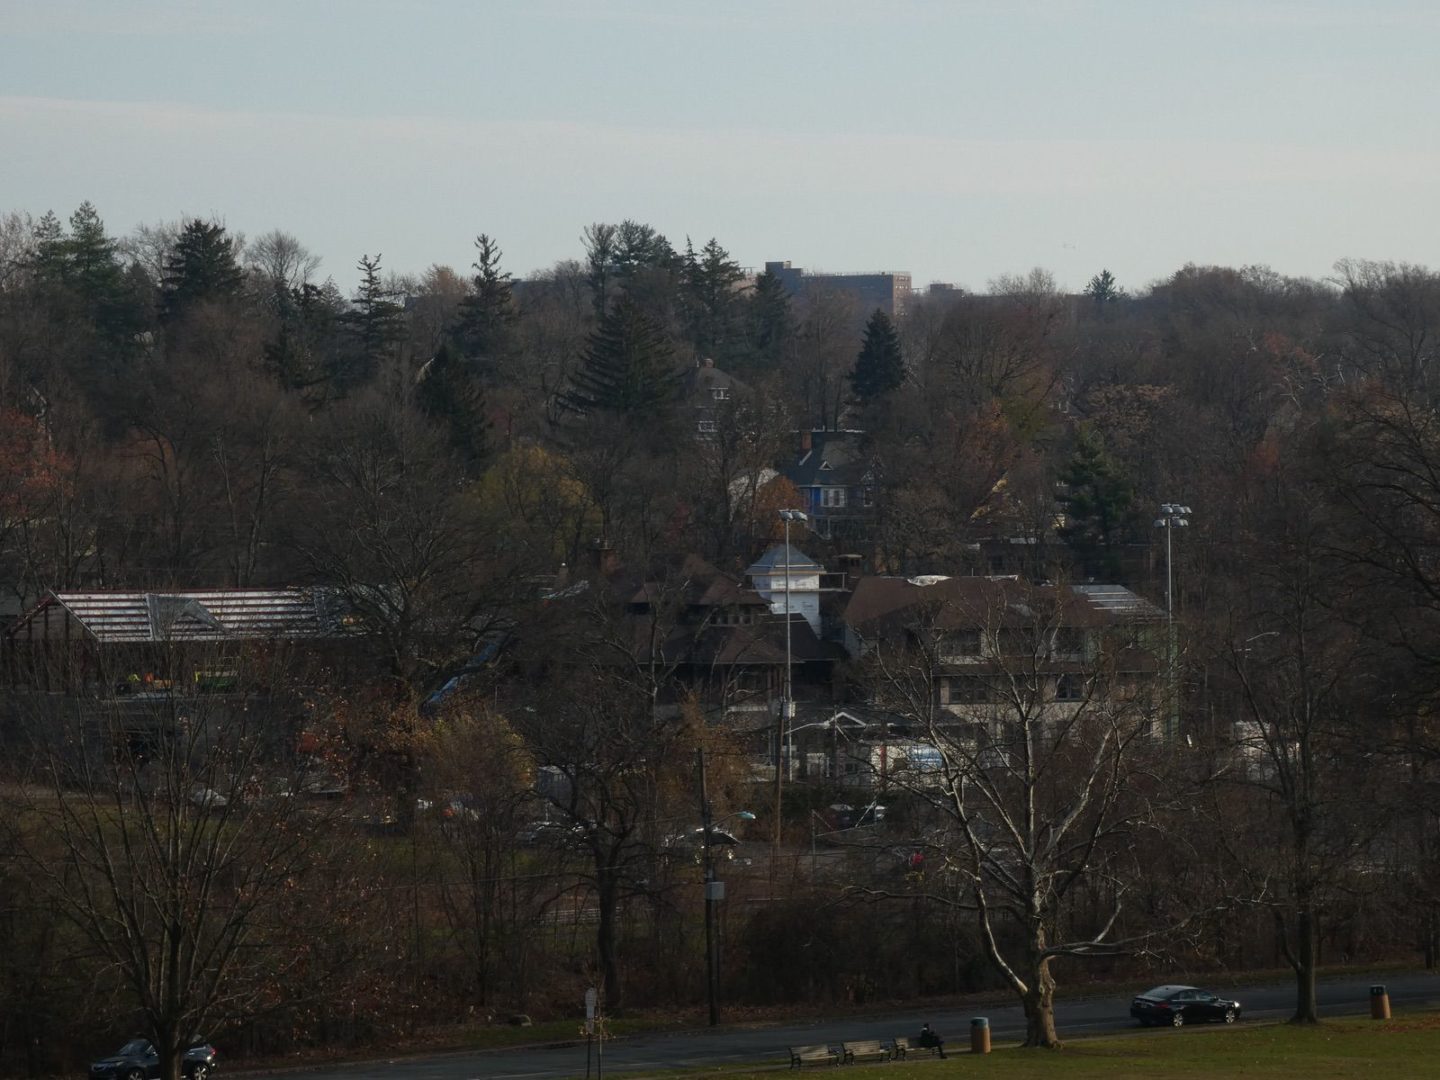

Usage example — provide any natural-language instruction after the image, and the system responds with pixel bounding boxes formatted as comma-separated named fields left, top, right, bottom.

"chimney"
left=800, top=430, right=813, bottom=453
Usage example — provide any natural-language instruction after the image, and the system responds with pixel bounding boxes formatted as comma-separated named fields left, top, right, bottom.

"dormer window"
left=712, top=386, right=730, bottom=400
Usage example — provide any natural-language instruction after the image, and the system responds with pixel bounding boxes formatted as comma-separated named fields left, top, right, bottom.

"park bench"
left=890, top=1036, right=942, bottom=1060
left=790, top=1044, right=840, bottom=1067
left=841, top=1039, right=890, bottom=1064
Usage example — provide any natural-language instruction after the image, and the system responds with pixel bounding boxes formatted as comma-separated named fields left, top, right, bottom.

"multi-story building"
left=764, top=260, right=913, bottom=317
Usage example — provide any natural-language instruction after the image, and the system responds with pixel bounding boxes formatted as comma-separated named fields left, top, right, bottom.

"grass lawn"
left=671, top=1015, right=1440, bottom=1080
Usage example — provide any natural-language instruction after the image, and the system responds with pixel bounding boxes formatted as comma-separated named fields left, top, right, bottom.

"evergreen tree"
left=63, top=202, right=145, bottom=350
left=264, top=280, right=345, bottom=397
left=159, top=218, right=243, bottom=323
left=340, top=254, right=405, bottom=387
left=452, top=233, right=516, bottom=377
left=848, top=308, right=905, bottom=403
left=742, top=266, right=793, bottom=372
left=560, top=296, right=680, bottom=420
left=682, top=237, right=744, bottom=363
left=417, top=340, right=490, bottom=467
left=1058, top=424, right=1134, bottom=578
left=1084, top=269, right=1125, bottom=315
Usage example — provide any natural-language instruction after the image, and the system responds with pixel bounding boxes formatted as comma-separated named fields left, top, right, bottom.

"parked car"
left=1130, top=984, right=1242, bottom=1027
left=89, top=1037, right=218, bottom=1079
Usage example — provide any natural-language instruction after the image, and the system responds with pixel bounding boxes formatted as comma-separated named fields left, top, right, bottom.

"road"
left=262, top=970, right=1440, bottom=1080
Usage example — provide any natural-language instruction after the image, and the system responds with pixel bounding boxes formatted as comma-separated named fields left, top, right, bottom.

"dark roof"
left=784, top=430, right=869, bottom=488
left=843, top=576, right=1162, bottom=636
left=626, top=553, right=769, bottom=609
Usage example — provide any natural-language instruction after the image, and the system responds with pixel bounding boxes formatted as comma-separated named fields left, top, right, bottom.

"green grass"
left=633, top=1015, right=1440, bottom=1080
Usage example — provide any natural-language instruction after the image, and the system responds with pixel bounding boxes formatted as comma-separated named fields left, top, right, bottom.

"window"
left=862, top=487, right=874, bottom=508
left=1055, top=673, right=1086, bottom=701
left=712, top=386, right=730, bottom=400
left=941, top=677, right=991, bottom=704
left=697, top=420, right=717, bottom=433
left=939, top=630, right=981, bottom=661
left=1052, top=627, right=1085, bottom=658
left=821, top=487, right=847, bottom=508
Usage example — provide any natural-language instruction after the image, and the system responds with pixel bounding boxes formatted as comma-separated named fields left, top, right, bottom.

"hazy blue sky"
left=3, top=0, right=1437, bottom=294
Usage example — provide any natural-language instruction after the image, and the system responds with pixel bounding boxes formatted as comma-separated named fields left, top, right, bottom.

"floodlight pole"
left=697, top=747, right=719, bottom=1026
left=1154, top=503, right=1192, bottom=741
left=774, top=511, right=806, bottom=867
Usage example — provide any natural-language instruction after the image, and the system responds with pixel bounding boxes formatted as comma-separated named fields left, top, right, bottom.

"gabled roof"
left=784, top=430, right=869, bottom=488
left=7, top=588, right=353, bottom=644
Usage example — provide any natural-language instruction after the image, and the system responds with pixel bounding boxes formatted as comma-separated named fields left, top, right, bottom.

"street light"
left=696, top=746, right=754, bottom=1026
left=1153, top=503, right=1191, bottom=740
left=774, top=509, right=807, bottom=861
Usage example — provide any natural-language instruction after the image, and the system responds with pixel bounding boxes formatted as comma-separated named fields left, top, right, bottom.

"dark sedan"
left=1130, top=984, right=1242, bottom=1027
left=89, top=1038, right=218, bottom=1079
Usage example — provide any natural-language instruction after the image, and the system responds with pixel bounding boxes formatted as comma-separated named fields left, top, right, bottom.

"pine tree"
left=340, top=254, right=405, bottom=387
left=682, top=237, right=744, bottom=363
left=159, top=218, right=243, bottom=323
left=743, top=266, right=793, bottom=371
left=1058, top=424, right=1134, bottom=578
left=452, top=234, right=516, bottom=377
left=64, top=202, right=144, bottom=350
left=560, top=296, right=680, bottom=420
left=849, top=308, right=905, bottom=403
left=417, top=341, right=490, bottom=467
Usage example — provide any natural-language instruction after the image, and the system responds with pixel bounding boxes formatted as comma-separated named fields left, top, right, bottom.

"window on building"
left=697, top=420, right=717, bottom=433
left=941, top=676, right=991, bottom=704
left=1051, top=627, right=1085, bottom=658
left=939, top=629, right=982, bottom=661
left=1055, top=673, right=1087, bottom=701
left=712, top=386, right=730, bottom=400
left=862, top=487, right=874, bottom=507
left=821, top=487, right=847, bottom=508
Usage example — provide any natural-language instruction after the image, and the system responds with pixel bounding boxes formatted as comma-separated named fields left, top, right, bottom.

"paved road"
left=266, top=970, right=1440, bottom=1080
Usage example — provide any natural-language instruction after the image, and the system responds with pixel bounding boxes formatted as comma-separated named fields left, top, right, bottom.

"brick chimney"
left=800, top=430, right=813, bottom=453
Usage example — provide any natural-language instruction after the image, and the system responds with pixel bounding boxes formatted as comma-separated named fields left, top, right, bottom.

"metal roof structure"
left=1072, top=585, right=1165, bottom=620
left=7, top=588, right=353, bottom=644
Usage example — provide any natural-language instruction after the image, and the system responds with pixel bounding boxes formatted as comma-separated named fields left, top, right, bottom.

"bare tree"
left=8, top=642, right=346, bottom=1080
left=853, top=579, right=1171, bottom=1046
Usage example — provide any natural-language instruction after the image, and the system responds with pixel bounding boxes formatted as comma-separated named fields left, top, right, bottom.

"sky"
left=3, top=0, right=1438, bottom=295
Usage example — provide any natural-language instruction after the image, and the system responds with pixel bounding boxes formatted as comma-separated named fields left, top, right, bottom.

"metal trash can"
left=970, top=1016, right=991, bottom=1054
left=1371, top=984, right=1391, bottom=1020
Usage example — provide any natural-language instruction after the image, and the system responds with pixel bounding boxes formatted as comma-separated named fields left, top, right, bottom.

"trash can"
left=1371, top=984, right=1391, bottom=1020
left=970, top=1016, right=991, bottom=1054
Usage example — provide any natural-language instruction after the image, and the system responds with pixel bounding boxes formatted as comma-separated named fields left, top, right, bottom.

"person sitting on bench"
left=918, top=1023, right=946, bottom=1058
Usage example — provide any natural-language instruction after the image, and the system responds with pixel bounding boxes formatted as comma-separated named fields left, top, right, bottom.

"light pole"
left=1153, top=503, right=1191, bottom=740
left=774, top=509, right=807, bottom=860
left=696, top=746, right=753, bottom=1026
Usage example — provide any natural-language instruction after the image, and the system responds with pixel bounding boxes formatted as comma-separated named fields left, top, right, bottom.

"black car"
left=1130, top=984, right=1242, bottom=1027
left=89, top=1037, right=218, bottom=1079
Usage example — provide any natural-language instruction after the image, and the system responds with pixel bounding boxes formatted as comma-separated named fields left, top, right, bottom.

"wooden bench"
left=790, top=1044, right=839, bottom=1068
left=841, top=1039, right=890, bottom=1064
left=890, top=1036, right=942, bottom=1060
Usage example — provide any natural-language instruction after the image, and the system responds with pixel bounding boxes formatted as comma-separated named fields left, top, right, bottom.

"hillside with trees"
left=2, top=205, right=1440, bottom=1070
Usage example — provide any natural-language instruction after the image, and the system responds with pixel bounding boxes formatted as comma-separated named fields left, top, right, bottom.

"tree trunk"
left=1021, top=959, right=1060, bottom=1048
left=1292, top=903, right=1319, bottom=1023
left=596, top=870, right=622, bottom=1012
